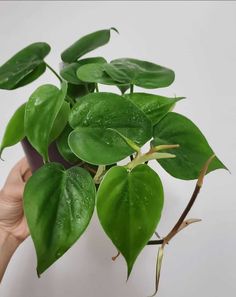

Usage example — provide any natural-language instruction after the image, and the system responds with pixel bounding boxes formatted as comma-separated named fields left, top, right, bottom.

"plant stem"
left=83, top=164, right=97, bottom=175
left=46, top=63, right=62, bottom=83
left=147, top=184, right=201, bottom=245
left=94, top=165, right=106, bottom=184
left=152, top=144, right=180, bottom=152
left=130, top=84, right=134, bottom=94
left=126, top=151, right=176, bottom=170
left=66, top=95, right=75, bottom=106
left=125, top=145, right=179, bottom=170
left=85, top=84, right=90, bottom=94
left=112, top=251, right=120, bottom=261
left=95, top=83, right=99, bottom=92
left=147, top=154, right=215, bottom=245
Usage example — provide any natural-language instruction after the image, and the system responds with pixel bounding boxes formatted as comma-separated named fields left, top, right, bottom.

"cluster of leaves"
left=0, top=28, right=226, bottom=288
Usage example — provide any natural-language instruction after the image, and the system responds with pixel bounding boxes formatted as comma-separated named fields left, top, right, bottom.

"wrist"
left=0, top=229, right=20, bottom=282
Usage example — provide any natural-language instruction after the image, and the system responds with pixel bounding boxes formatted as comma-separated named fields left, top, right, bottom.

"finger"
left=19, top=158, right=32, bottom=183
left=3, top=157, right=31, bottom=191
left=22, top=168, right=32, bottom=182
left=19, top=157, right=31, bottom=175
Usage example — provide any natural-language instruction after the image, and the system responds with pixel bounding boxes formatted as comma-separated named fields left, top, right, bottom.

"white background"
left=0, top=1, right=235, bottom=297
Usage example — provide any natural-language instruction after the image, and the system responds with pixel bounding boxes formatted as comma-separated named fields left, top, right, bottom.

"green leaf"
left=77, top=63, right=122, bottom=85
left=68, top=92, right=152, bottom=165
left=0, top=103, right=26, bottom=157
left=23, top=163, right=96, bottom=275
left=152, top=112, right=226, bottom=180
left=0, top=42, right=50, bottom=90
left=77, top=63, right=130, bottom=93
left=61, top=28, right=118, bottom=63
left=25, top=82, right=67, bottom=162
left=125, top=93, right=184, bottom=125
left=97, top=164, right=164, bottom=276
left=56, top=124, right=79, bottom=164
left=60, top=57, right=107, bottom=85
left=49, top=101, right=70, bottom=143
left=15, top=63, right=46, bottom=89
left=104, top=58, right=175, bottom=89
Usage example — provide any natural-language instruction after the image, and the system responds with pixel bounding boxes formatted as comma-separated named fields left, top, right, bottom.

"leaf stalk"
left=147, top=155, right=215, bottom=296
left=46, top=63, right=62, bottom=83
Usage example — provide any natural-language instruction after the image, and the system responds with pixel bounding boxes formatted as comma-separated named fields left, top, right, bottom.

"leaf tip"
left=221, top=162, right=231, bottom=174
left=0, top=147, right=4, bottom=161
left=110, top=27, right=119, bottom=34
left=125, top=260, right=134, bottom=282
left=36, top=268, right=41, bottom=278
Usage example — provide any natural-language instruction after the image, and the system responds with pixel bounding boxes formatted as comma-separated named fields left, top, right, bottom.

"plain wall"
left=0, top=1, right=235, bottom=297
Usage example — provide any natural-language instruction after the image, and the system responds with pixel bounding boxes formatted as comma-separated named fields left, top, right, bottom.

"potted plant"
left=0, top=28, right=227, bottom=295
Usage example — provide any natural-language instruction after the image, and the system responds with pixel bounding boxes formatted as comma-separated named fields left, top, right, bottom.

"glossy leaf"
left=125, top=93, right=184, bottom=125
left=77, top=63, right=130, bottom=93
left=24, top=162, right=96, bottom=275
left=25, top=83, right=67, bottom=162
left=104, top=58, right=175, bottom=89
left=56, top=124, right=79, bottom=164
left=61, top=28, right=118, bottom=63
left=0, top=103, right=26, bottom=157
left=68, top=92, right=152, bottom=165
left=60, top=57, right=106, bottom=85
left=49, top=101, right=70, bottom=143
left=0, top=42, right=50, bottom=90
left=77, top=63, right=121, bottom=85
left=15, top=63, right=46, bottom=88
left=97, top=164, right=164, bottom=276
left=152, top=112, right=226, bottom=180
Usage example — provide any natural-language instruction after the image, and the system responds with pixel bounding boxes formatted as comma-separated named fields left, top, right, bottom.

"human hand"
left=0, top=157, right=32, bottom=243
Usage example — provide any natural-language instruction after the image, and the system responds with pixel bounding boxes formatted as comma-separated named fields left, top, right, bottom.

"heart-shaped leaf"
left=56, top=124, right=79, bottom=164
left=0, top=42, right=50, bottom=90
left=104, top=58, right=175, bottom=89
left=152, top=112, right=227, bottom=180
left=125, top=93, right=184, bottom=125
left=60, top=57, right=107, bottom=85
left=97, top=164, right=164, bottom=276
left=68, top=92, right=152, bottom=165
left=24, top=163, right=96, bottom=275
left=0, top=103, right=26, bottom=157
left=77, top=63, right=122, bottom=85
left=76, top=63, right=130, bottom=93
left=25, top=82, right=67, bottom=162
left=61, top=28, right=118, bottom=63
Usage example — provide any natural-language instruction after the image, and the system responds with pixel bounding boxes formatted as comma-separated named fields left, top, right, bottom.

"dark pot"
left=21, top=138, right=72, bottom=172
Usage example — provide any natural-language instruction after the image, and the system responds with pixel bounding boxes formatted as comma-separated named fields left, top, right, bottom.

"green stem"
left=94, top=165, right=106, bottom=184
left=130, top=84, right=134, bottom=94
left=125, top=151, right=176, bottom=170
left=66, top=95, right=75, bottom=106
left=46, top=63, right=62, bottom=83
left=152, top=144, right=180, bottom=152
left=95, top=83, right=99, bottom=92
left=85, top=84, right=90, bottom=94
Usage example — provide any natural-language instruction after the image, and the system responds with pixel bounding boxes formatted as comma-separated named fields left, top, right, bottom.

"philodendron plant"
left=0, top=28, right=226, bottom=295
